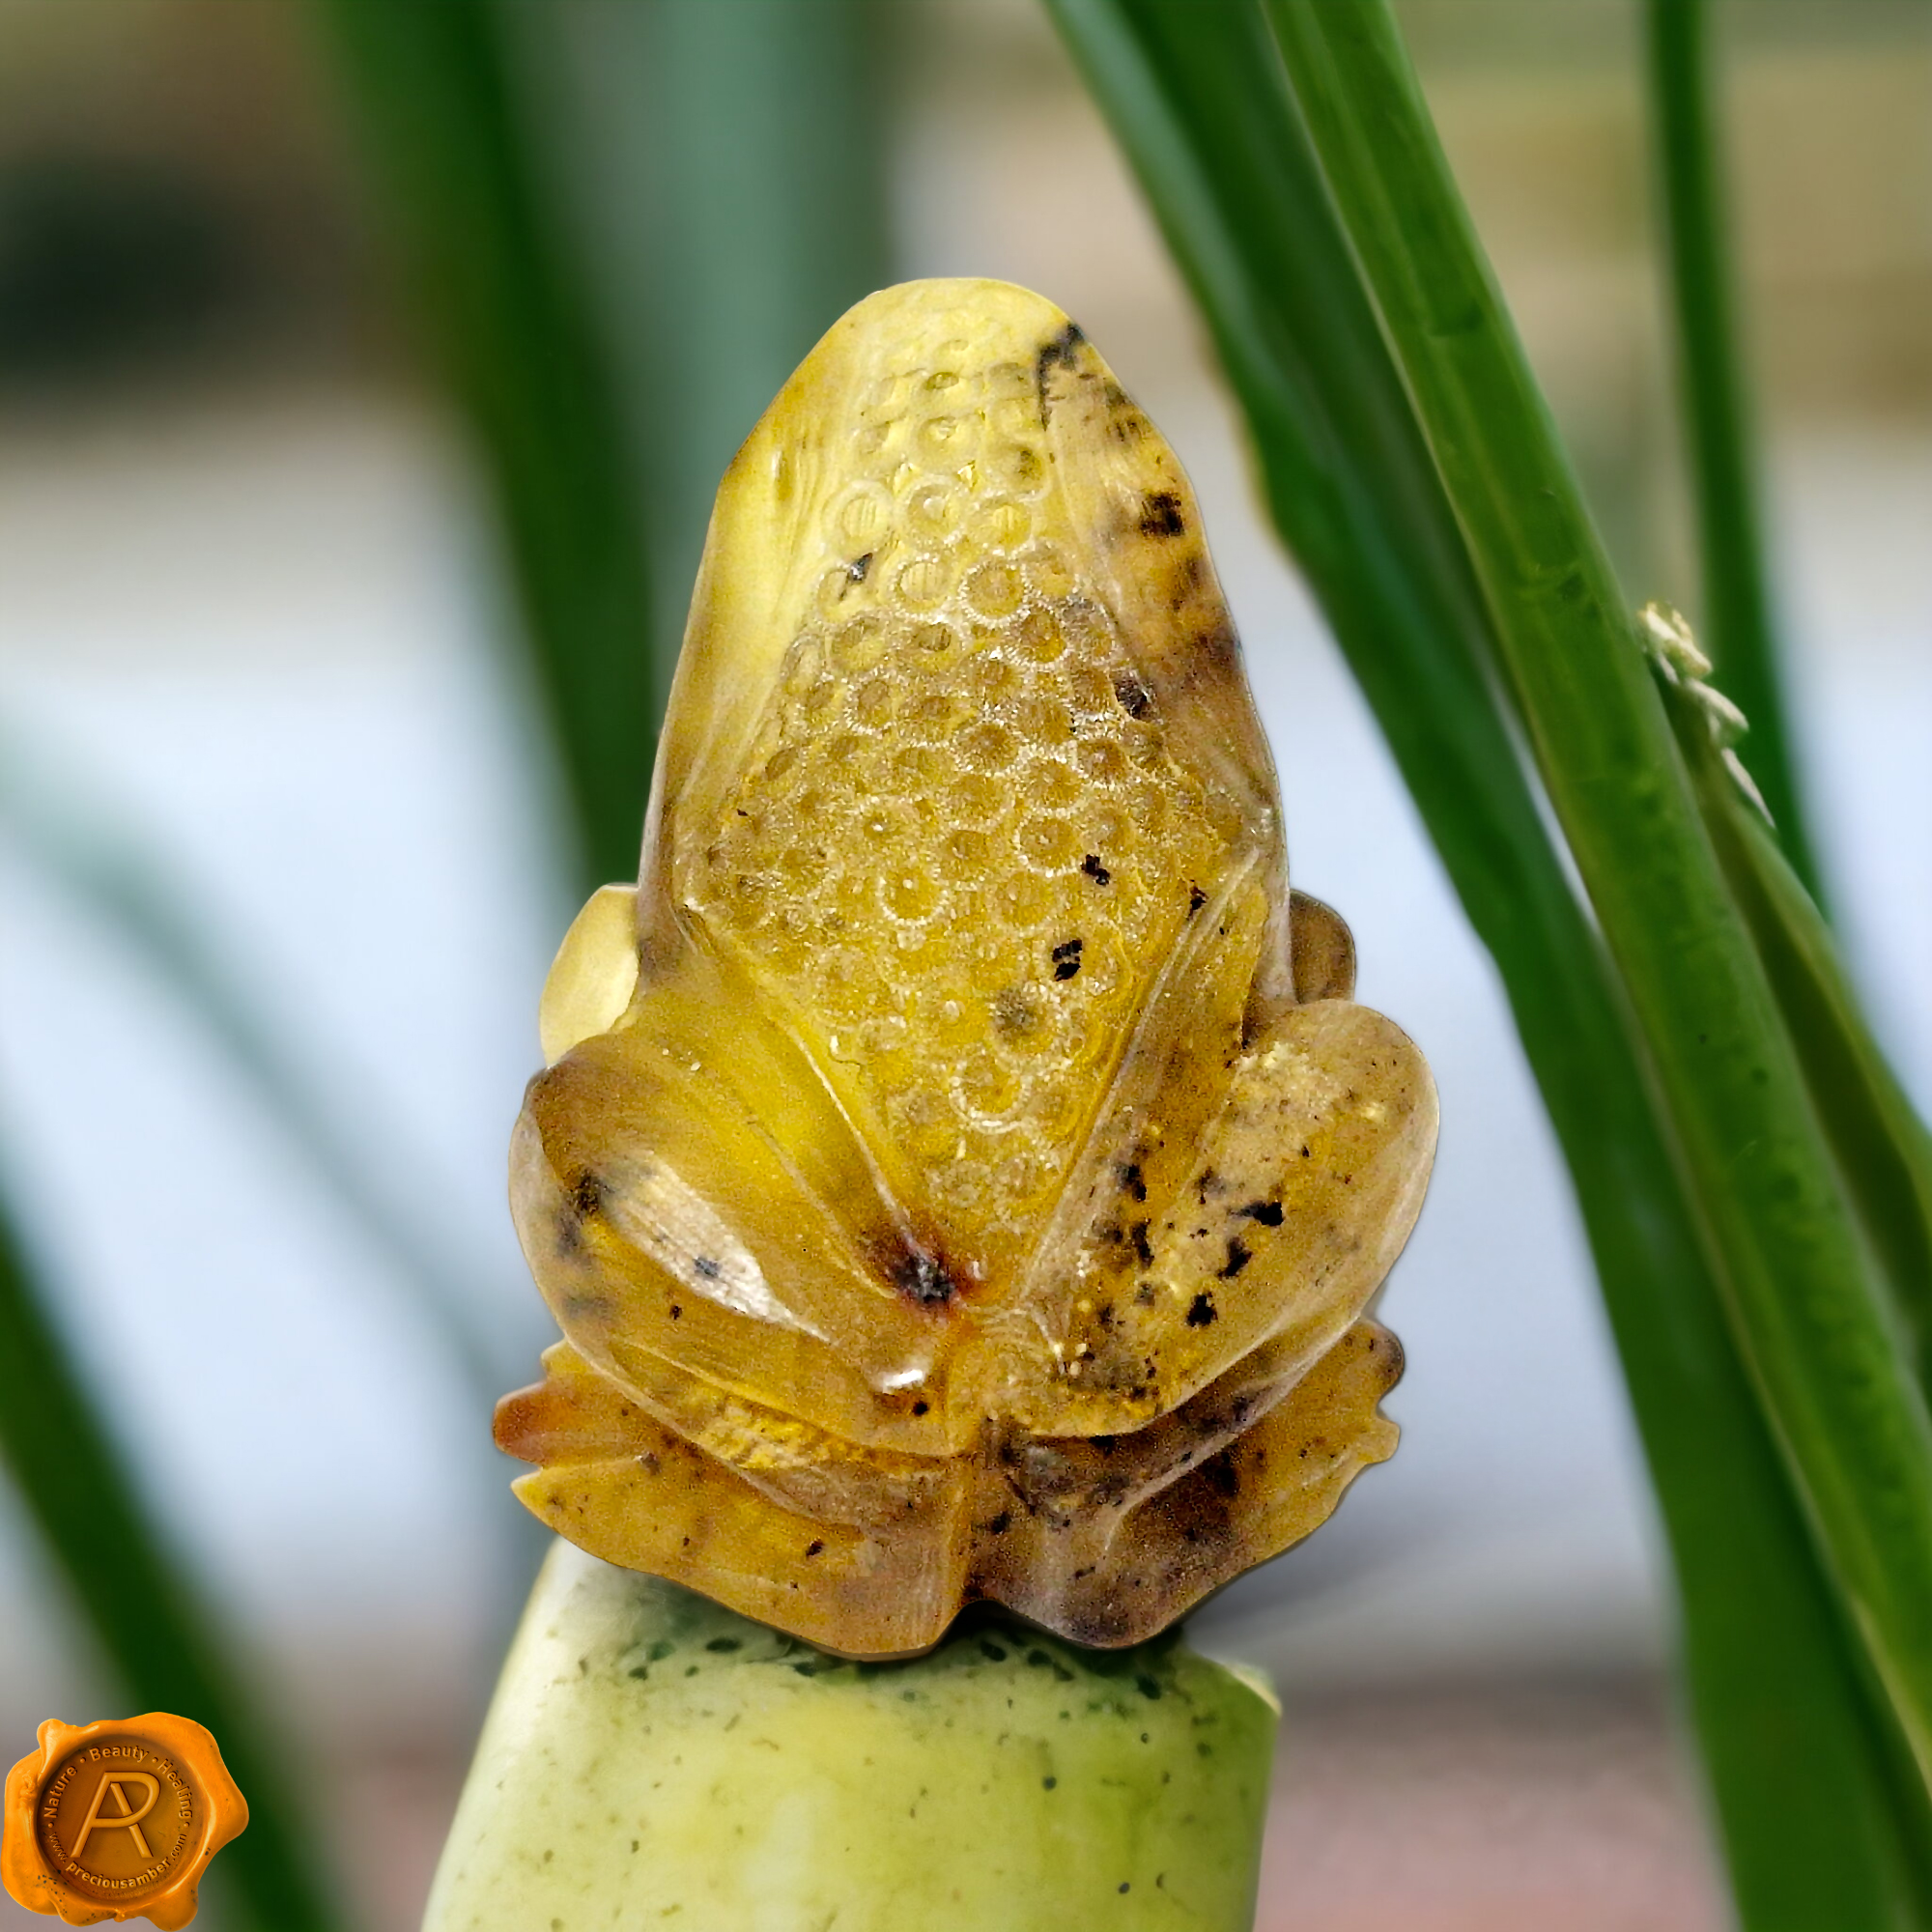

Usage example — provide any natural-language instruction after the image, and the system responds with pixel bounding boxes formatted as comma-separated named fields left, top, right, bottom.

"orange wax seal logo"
left=3, top=1714, right=246, bottom=1928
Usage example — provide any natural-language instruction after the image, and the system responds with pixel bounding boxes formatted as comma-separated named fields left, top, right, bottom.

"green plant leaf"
left=0, top=1191, right=342, bottom=1932
left=313, top=0, right=894, bottom=896
left=1268, top=0, right=1932, bottom=1821
left=1657, top=663, right=1932, bottom=1399
left=1046, top=0, right=1932, bottom=1918
left=315, top=0, right=659, bottom=892
left=526, top=0, right=895, bottom=693
left=1646, top=0, right=1827, bottom=902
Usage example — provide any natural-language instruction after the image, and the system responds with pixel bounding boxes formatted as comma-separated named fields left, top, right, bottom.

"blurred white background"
left=0, top=3, right=1925, bottom=1927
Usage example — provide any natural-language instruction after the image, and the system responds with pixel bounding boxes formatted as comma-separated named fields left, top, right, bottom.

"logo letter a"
left=69, top=1774, right=158, bottom=1861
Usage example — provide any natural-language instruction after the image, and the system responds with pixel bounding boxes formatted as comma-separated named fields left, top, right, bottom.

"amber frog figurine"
left=496, top=279, right=1436, bottom=1657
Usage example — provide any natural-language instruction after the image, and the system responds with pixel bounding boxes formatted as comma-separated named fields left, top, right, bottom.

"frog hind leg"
left=498, top=1342, right=972, bottom=1658
left=999, top=993, right=1436, bottom=1441
left=977, top=1321, right=1402, bottom=1645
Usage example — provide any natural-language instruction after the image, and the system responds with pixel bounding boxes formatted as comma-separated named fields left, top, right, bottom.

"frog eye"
left=497, top=278, right=1437, bottom=1658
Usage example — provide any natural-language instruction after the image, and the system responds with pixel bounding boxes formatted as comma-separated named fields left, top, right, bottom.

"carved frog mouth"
left=495, top=278, right=1436, bottom=1659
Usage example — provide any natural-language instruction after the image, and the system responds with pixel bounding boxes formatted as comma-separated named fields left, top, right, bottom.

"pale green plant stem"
left=422, top=1543, right=1275, bottom=1932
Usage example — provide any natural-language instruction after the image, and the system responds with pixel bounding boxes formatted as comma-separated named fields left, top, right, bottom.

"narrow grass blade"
left=0, top=727, right=507, bottom=1404
left=1646, top=0, right=1827, bottom=901
left=315, top=0, right=658, bottom=891
left=1268, top=0, right=1932, bottom=1794
left=1045, top=0, right=1932, bottom=1918
left=1658, top=665, right=1932, bottom=1396
left=0, top=1192, right=341, bottom=1932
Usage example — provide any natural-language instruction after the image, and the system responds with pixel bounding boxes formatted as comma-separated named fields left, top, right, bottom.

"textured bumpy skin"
left=497, top=279, right=1436, bottom=1656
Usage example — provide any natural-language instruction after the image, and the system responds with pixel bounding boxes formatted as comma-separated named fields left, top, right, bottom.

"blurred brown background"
left=0, top=3, right=1925, bottom=1927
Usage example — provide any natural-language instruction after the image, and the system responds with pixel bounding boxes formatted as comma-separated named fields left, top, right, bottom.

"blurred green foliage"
left=1052, top=0, right=1932, bottom=1922
left=317, top=0, right=658, bottom=894
left=0, top=1198, right=340, bottom=1932
left=0, top=4, right=890, bottom=1926
left=1044, top=2, right=1923, bottom=1918
left=316, top=0, right=892, bottom=892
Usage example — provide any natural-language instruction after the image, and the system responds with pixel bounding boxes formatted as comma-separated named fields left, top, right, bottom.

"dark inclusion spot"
left=892, top=1247, right=956, bottom=1307
left=1186, top=1293, right=1217, bottom=1328
left=1081, top=853, right=1112, bottom=886
left=1119, top=1161, right=1149, bottom=1203
left=1196, top=614, right=1240, bottom=669
left=806, top=1539, right=826, bottom=1558
left=1101, top=381, right=1149, bottom=445
left=1219, top=1237, right=1253, bottom=1279
left=911, top=1400, right=930, bottom=1417
left=845, top=551, right=873, bottom=586
left=1205, top=1456, right=1241, bottom=1499
left=1051, top=936, right=1084, bottom=980
left=1187, top=884, right=1208, bottom=915
left=692, top=1255, right=722, bottom=1280
left=1139, top=490, right=1186, bottom=538
left=987, top=1511, right=1013, bottom=1536
left=1114, top=674, right=1153, bottom=720
left=1237, top=1199, right=1285, bottom=1227
left=570, top=1171, right=606, bottom=1218
left=1034, top=320, right=1087, bottom=421
left=1130, top=1220, right=1153, bottom=1268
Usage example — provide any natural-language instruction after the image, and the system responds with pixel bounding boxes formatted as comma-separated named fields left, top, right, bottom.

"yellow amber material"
left=497, top=279, right=1437, bottom=1657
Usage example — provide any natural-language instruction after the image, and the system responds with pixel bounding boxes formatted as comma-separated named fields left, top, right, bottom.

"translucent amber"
left=497, top=279, right=1437, bottom=1657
